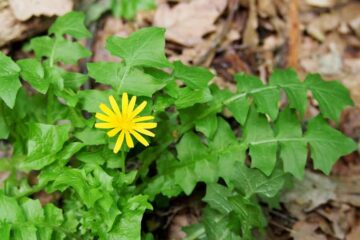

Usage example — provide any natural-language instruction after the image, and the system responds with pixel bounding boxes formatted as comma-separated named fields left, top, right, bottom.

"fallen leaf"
left=318, top=43, right=342, bottom=75
left=340, top=2, right=360, bottom=38
left=168, top=20, right=226, bottom=65
left=173, top=40, right=211, bottom=64
left=306, top=13, right=340, bottom=42
left=9, top=0, right=73, bottom=21
left=291, top=220, right=327, bottom=240
left=318, top=204, right=354, bottom=239
left=263, top=35, right=285, bottom=51
left=154, top=0, right=228, bottom=46
left=340, top=107, right=360, bottom=140
left=336, top=175, right=360, bottom=207
left=243, top=0, right=258, bottom=48
left=342, top=58, right=360, bottom=107
left=281, top=171, right=337, bottom=212
left=0, top=8, right=52, bottom=47
left=257, top=0, right=276, bottom=18
left=168, top=213, right=198, bottom=240
left=347, top=223, right=360, bottom=240
left=212, top=49, right=252, bottom=82
left=0, top=0, right=8, bottom=10
left=305, top=0, right=336, bottom=8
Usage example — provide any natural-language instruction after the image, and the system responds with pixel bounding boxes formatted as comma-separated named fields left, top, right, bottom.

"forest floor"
left=1, top=0, right=360, bottom=239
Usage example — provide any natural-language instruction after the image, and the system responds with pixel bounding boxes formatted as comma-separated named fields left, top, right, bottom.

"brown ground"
left=1, top=0, right=360, bottom=239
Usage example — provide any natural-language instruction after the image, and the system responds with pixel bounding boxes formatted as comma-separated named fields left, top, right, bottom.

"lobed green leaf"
left=305, top=73, right=353, bottom=122
left=49, top=11, right=91, bottom=39
left=20, top=123, right=71, bottom=170
left=0, top=52, right=21, bottom=108
left=106, top=27, right=170, bottom=68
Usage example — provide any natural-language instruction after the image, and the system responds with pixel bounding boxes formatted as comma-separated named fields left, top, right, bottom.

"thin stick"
left=287, top=0, right=300, bottom=70
left=269, top=220, right=296, bottom=233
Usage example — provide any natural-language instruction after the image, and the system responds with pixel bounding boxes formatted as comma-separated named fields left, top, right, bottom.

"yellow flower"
left=95, top=93, right=157, bottom=153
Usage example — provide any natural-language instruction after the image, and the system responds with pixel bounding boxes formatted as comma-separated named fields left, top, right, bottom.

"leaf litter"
left=2, top=0, right=360, bottom=239
left=154, top=0, right=228, bottom=46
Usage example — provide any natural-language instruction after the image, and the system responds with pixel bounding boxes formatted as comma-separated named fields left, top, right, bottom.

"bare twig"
left=287, top=0, right=300, bottom=70
left=270, top=209, right=297, bottom=223
left=269, top=220, right=296, bottom=233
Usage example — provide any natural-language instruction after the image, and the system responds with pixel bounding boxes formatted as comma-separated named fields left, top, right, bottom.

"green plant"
left=85, top=0, right=155, bottom=24
left=0, top=11, right=356, bottom=240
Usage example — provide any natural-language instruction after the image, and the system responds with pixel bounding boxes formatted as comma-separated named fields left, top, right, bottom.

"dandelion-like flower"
left=95, top=93, right=157, bottom=153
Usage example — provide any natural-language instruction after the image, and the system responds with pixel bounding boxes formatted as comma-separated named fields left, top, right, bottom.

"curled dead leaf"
left=306, top=13, right=340, bottom=42
left=340, top=2, right=360, bottom=38
left=243, top=0, right=258, bottom=48
left=347, top=223, right=360, bottom=240
left=0, top=8, right=52, bottom=47
left=9, top=0, right=73, bottom=21
left=291, top=220, right=327, bottom=240
left=154, top=0, right=228, bottom=47
left=281, top=171, right=337, bottom=213
left=305, top=0, right=336, bottom=8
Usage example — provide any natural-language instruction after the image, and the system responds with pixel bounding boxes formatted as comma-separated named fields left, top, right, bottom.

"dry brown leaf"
left=340, top=2, right=360, bottom=38
left=263, top=35, right=285, bottom=51
left=281, top=171, right=337, bottom=212
left=304, top=0, right=341, bottom=8
left=306, top=13, right=340, bottom=42
left=318, top=43, right=342, bottom=75
left=0, top=8, right=52, bottom=47
left=154, top=0, right=228, bottom=47
left=0, top=8, right=27, bottom=46
left=318, top=204, right=355, bottom=239
left=341, top=58, right=360, bottom=107
left=291, top=221, right=327, bottom=240
left=257, top=0, right=276, bottom=18
left=243, top=0, right=258, bottom=48
left=0, top=0, right=8, bottom=10
left=9, top=0, right=73, bottom=21
left=347, top=223, right=360, bottom=240
left=168, top=213, right=198, bottom=240
left=336, top=175, right=360, bottom=207
left=172, top=41, right=210, bottom=64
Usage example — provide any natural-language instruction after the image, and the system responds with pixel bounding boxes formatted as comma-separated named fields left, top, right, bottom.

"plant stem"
left=121, top=151, right=126, bottom=173
left=49, top=36, right=60, bottom=67
left=46, top=87, right=54, bottom=123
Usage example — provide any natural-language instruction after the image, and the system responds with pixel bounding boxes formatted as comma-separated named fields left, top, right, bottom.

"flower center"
left=117, top=117, right=133, bottom=131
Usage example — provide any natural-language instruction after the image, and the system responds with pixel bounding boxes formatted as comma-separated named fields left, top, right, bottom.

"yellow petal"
left=128, top=96, right=137, bottom=114
left=122, top=92, right=129, bottom=116
left=99, top=104, right=116, bottom=117
left=95, top=113, right=112, bottom=122
left=95, top=122, right=117, bottom=129
left=135, top=122, right=157, bottom=129
left=125, top=131, right=134, bottom=148
left=129, top=101, right=147, bottom=119
left=107, top=127, right=121, bottom=137
left=134, top=127, right=155, bottom=137
left=109, top=95, right=121, bottom=117
left=114, top=131, right=125, bottom=153
left=130, top=130, right=149, bottom=146
left=133, top=116, right=155, bottom=123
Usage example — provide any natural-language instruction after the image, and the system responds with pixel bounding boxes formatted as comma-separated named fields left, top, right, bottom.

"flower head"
left=95, top=93, right=157, bottom=153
